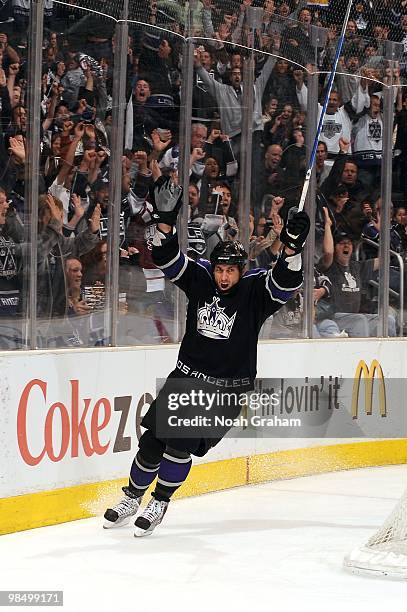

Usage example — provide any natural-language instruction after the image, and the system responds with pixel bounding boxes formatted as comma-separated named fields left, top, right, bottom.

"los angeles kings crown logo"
left=197, top=297, right=236, bottom=340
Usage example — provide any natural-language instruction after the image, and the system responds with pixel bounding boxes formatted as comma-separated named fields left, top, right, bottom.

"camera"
left=81, top=107, right=94, bottom=123
left=70, top=106, right=94, bottom=125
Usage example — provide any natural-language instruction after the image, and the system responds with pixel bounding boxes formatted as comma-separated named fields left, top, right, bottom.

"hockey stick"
left=297, top=0, right=354, bottom=212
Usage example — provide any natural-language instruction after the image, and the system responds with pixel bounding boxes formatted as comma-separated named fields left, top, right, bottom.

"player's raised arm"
left=150, top=176, right=212, bottom=295
left=262, top=210, right=310, bottom=315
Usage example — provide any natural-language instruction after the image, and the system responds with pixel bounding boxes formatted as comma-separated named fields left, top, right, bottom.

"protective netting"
left=53, top=0, right=186, bottom=27
left=51, top=1, right=407, bottom=86
left=53, top=0, right=123, bottom=21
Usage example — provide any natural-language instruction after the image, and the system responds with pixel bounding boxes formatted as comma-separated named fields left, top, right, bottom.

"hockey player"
left=103, top=176, right=310, bottom=537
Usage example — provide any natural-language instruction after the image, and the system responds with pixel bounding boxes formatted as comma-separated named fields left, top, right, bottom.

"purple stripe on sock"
left=130, top=458, right=159, bottom=488
left=158, top=457, right=192, bottom=484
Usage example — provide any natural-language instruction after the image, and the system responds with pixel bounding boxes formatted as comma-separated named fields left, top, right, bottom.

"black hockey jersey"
left=152, top=232, right=303, bottom=385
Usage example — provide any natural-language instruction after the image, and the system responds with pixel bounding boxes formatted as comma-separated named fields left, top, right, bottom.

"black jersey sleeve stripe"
left=243, top=268, right=264, bottom=278
left=265, top=277, right=294, bottom=304
left=152, top=231, right=215, bottom=296
left=268, top=254, right=304, bottom=293
left=157, top=251, right=188, bottom=281
left=169, top=256, right=189, bottom=282
left=158, top=250, right=183, bottom=269
left=269, top=269, right=303, bottom=292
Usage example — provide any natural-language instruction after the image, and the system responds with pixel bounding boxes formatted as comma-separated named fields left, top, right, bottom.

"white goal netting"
left=344, top=487, right=407, bottom=579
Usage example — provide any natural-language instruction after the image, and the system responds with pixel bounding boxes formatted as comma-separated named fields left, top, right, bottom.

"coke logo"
left=17, top=379, right=153, bottom=466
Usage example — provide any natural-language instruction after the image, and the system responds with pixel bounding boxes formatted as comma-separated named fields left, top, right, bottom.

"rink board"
left=1, top=339, right=407, bottom=534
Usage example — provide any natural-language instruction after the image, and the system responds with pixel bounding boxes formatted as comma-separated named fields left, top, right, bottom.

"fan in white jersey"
left=294, top=70, right=370, bottom=155
left=352, top=91, right=383, bottom=189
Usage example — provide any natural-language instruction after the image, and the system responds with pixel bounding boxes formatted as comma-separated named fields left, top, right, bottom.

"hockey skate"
left=134, top=498, right=169, bottom=537
left=103, top=487, right=142, bottom=529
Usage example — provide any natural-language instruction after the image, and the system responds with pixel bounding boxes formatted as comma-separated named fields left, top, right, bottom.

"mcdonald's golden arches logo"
left=352, top=360, right=386, bottom=419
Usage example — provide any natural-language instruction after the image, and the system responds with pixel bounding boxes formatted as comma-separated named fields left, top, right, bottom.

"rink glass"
left=3, top=0, right=405, bottom=350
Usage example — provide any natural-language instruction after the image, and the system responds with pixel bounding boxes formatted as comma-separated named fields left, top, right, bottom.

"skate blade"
left=103, top=516, right=132, bottom=529
left=134, top=527, right=154, bottom=537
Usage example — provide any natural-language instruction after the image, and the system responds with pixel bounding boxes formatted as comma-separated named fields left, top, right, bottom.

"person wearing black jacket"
left=320, top=153, right=369, bottom=240
left=103, top=176, right=310, bottom=537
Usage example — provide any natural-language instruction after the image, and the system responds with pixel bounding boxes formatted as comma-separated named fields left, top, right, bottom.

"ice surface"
left=1, top=465, right=407, bottom=612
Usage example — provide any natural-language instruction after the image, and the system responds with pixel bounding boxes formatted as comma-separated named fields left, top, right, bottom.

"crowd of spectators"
left=1, top=0, right=407, bottom=348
